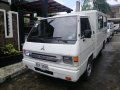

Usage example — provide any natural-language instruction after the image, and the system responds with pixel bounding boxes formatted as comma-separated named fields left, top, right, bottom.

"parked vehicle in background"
left=114, top=24, right=120, bottom=33
left=23, top=10, right=107, bottom=82
left=107, top=18, right=120, bottom=34
left=114, top=24, right=119, bottom=30
left=115, top=28, right=120, bottom=33
left=107, top=22, right=114, bottom=42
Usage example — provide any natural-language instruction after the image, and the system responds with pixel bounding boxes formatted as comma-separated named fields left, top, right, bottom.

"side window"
left=80, top=18, right=92, bottom=38
left=98, top=15, right=103, bottom=29
left=104, top=16, right=107, bottom=27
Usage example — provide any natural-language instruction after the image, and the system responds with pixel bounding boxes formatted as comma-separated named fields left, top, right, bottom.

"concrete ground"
left=0, top=62, right=26, bottom=83
left=0, top=33, right=120, bottom=90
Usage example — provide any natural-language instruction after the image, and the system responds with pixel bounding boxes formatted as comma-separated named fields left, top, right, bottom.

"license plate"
left=36, top=62, right=48, bottom=71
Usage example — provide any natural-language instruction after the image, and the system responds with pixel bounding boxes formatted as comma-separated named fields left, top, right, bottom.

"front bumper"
left=23, top=58, right=81, bottom=82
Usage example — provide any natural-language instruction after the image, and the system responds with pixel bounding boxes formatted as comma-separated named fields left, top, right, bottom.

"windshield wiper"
left=31, top=35, right=48, bottom=38
left=43, top=37, right=69, bottom=43
left=61, top=40, right=76, bottom=41
left=28, top=36, right=46, bottom=42
left=48, top=19, right=56, bottom=24
left=57, top=39, right=77, bottom=43
left=44, top=37, right=62, bottom=39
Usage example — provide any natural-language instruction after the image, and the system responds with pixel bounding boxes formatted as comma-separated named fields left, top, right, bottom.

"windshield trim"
left=38, top=15, right=77, bottom=21
left=27, top=16, right=78, bottom=45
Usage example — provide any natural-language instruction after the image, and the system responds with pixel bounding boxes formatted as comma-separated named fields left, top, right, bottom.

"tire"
left=98, top=42, right=105, bottom=56
left=83, top=58, right=93, bottom=80
left=107, top=38, right=110, bottom=42
left=102, top=41, right=105, bottom=49
left=112, top=33, right=114, bottom=36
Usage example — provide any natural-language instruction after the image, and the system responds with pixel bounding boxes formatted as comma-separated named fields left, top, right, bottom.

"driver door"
left=79, top=17, right=94, bottom=65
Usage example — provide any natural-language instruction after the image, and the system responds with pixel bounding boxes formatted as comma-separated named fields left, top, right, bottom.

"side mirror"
left=81, top=35, right=85, bottom=41
left=84, top=30, right=92, bottom=38
left=81, top=35, right=85, bottom=39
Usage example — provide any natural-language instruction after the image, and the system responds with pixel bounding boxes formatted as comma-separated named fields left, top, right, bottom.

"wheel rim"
left=87, top=63, right=92, bottom=77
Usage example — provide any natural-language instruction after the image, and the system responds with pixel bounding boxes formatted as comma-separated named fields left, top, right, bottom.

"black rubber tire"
left=102, top=41, right=105, bottom=49
left=107, top=38, right=110, bottom=42
left=83, top=58, right=93, bottom=81
left=112, top=33, right=114, bottom=36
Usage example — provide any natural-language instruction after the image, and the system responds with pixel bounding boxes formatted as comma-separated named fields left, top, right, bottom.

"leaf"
left=0, top=44, right=20, bottom=57
left=82, top=0, right=111, bottom=13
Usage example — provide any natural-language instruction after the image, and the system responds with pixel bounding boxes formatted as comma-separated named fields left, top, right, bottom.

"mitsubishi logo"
left=41, top=46, right=45, bottom=50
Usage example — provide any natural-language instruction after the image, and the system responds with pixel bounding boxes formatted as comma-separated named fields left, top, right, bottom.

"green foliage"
left=0, top=44, right=20, bottom=57
left=82, top=0, right=93, bottom=11
left=82, top=0, right=111, bottom=14
left=93, top=0, right=111, bottom=13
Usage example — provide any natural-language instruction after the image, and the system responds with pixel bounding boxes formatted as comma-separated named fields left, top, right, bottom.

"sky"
left=55, top=0, right=120, bottom=11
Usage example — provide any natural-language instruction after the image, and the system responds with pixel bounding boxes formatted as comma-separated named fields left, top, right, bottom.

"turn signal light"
left=73, top=56, right=79, bottom=62
left=65, top=76, right=72, bottom=81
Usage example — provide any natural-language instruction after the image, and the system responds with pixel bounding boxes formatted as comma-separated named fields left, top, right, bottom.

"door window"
left=80, top=18, right=92, bottom=38
left=98, top=15, right=103, bottom=29
left=104, top=16, right=107, bottom=27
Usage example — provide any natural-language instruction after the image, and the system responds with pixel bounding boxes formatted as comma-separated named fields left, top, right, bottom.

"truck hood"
left=23, top=42, right=79, bottom=56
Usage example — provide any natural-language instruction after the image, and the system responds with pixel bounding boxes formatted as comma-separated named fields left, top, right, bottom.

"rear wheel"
left=107, top=38, right=110, bottom=42
left=102, top=41, right=105, bottom=49
left=99, top=41, right=105, bottom=55
left=83, top=58, right=93, bottom=80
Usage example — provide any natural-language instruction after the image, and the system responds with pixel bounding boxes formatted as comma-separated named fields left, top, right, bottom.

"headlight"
left=63, top=56, right=79, bottom=66
left=23, top=50, right=30, bottom=56
left=63, top=56, right=73, bottom=64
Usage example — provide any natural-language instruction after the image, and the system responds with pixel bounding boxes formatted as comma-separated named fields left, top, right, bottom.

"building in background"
left=0, top=0, right=73, bottom=50
left=0, top=0, right=20, bottom=50
left=109, top=4, right=120, bottom=18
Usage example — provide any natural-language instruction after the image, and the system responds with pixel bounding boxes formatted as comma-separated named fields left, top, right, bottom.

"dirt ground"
left=0, top=33, right=120, bottom=90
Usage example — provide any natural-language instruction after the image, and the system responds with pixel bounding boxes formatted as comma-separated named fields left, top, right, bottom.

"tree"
left=82, top=0, right=94, bottom=11
left=82, top=0, right=111, bottom=14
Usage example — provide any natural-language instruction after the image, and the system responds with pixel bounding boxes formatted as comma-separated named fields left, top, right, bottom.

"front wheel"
left=83, top=60, right=93, bottom=80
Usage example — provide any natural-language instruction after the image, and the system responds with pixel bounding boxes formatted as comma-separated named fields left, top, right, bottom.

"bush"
left=0, top=44, right=20, bottom=57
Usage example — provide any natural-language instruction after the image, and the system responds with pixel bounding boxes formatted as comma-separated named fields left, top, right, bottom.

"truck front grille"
left=29, top=53, right=59, bottom=62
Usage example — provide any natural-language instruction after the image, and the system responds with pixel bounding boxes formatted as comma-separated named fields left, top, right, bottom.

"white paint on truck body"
left=23, top=10, right=107, bottom=82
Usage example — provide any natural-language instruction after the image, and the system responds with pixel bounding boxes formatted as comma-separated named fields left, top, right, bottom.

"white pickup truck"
left=23, top=10, right=107, bottom=82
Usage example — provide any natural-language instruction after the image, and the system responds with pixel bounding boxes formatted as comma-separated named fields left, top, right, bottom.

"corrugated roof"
left=12, top=0, right=73, bottom=13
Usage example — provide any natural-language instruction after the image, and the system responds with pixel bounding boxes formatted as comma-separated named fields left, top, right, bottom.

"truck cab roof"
left=37, top=10, right=105, bottom=20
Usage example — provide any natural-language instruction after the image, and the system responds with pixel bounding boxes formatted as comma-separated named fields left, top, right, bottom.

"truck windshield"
left=27, top=16, right=77, bottom=44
